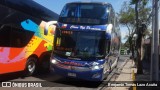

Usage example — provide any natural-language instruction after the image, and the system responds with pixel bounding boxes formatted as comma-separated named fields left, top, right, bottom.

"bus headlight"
left=51, top=59, right=57, bottom=64
left=91, top=65, right=104, bottom=70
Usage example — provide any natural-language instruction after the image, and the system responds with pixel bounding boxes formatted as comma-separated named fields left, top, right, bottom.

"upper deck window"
left=59, top=3, right=109, bottom=25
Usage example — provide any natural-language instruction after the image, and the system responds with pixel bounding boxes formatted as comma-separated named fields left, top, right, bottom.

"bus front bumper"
left=50, top=64, right=104, bottom=81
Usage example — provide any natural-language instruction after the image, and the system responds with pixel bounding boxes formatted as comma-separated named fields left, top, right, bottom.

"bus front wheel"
left=25, top=57, right=37, bottom=76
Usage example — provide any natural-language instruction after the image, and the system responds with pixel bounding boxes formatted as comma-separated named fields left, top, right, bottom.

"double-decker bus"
left=50, top=2, right=121, bottom=81
left=0, top=0, right=58, bottom=76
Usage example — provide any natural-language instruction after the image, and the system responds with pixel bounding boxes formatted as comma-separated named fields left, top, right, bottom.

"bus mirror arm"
left=108, top=51, right=113, bottom=56
left=105, top=52, right=111, bottom=60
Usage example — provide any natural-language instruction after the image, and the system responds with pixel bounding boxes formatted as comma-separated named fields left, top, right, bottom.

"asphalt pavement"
left=0, top=55, right=129, bottom=90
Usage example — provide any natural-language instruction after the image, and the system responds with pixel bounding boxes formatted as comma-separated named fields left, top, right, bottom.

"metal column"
left=151, top=0, right=159, bottom=81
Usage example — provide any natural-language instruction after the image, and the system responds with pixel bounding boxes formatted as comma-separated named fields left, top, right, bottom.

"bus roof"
left=66, top=1, right=111, bottom=6
left=0, top=0, right=59, bottom=21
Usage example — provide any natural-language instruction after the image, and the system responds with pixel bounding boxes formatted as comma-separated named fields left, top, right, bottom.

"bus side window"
left=0, top=25, right=11, bottom=47
left=54, top=29, right=61, bottom=47
left=56, top=37, right=61, bottom=46
left=10, top=27, right=34, bottom=48
left=10, top=27, right=25, bottom=47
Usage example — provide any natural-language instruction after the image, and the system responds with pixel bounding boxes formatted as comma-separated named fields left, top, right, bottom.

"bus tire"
left=40, top=55, right=50, bottom=73
left=25, top=57, right=37, bottom=76
left=41, top=57, right=50, bottom=73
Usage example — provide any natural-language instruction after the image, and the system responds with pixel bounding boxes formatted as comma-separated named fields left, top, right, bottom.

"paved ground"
left=0, top=55, right=129, bottom=90
left=134, top=59, right=160, bottom=90
left=102, top=59, right=136, bottom=90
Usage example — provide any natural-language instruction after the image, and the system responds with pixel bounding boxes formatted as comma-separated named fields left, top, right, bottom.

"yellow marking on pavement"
left=132, top=70, right=136, bottom=90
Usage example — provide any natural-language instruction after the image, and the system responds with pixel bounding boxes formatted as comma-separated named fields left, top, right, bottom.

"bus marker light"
left=91, top=65, right=103, bottom=70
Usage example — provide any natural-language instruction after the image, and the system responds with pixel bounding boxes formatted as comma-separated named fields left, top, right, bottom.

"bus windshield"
left=59, top=3, right=108, bottom=25
left=54, top=30, right=106, bottom=59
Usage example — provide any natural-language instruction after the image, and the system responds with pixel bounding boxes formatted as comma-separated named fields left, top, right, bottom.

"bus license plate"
left=68, top=73, right=76, bottom=77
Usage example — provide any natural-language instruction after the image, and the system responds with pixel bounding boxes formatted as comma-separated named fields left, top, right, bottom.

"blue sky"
left=34, top=0, right=128, bottom=14
left=34, top=0, right=128, bottom=43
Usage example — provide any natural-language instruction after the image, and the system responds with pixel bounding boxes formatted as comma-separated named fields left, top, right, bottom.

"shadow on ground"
left=0, top=71, right=25, bottom=81
left=0, top=71, right=103, bottom=88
